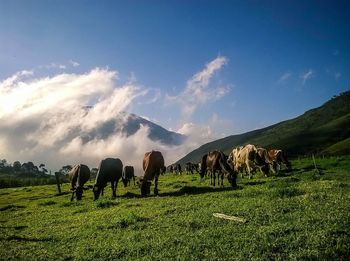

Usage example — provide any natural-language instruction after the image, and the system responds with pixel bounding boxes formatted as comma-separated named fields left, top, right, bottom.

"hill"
left=177, top=91, right=350, bottom=165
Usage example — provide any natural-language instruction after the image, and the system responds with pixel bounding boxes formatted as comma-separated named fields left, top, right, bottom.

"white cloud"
left=0, top=68, right=212, bottom=174
left=277, top=72, right=292, bottom=84
left=166, top=56, right=230, bottom=118
left=69, top=60, right=80, bottom=67
left=335, top=72, right=341, bottom=81
left=300, top=69, right=314, bottom=85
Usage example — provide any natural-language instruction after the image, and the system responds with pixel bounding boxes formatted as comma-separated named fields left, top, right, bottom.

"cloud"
left=300, top=69, right=314, bottom=85
left=277, top=72, right=292, bottom=84
left=0, top=68, right=211, bottom=174
left=335, top=72, right=341, bottom=81
left=69, top=60, right=80, bottom=67
left=166, top=56, right=230, bottom=118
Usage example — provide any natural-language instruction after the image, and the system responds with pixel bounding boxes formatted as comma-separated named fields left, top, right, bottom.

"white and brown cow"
left=227, top=144, right=267, bottom=179
left=268, top=149, right=292, bottom=173
left=69, top=164, right=91, bottom=201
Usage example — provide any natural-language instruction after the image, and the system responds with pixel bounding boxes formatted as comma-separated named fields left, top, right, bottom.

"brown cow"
left=256, top=147, right=276, bottom=176
left=268, top=149, right=292, bottom=173
left=140, top=151, right=165, bottom=196
left=200, top=150, right=237, bottom=187
left=69, top=164, right=90, bottom=201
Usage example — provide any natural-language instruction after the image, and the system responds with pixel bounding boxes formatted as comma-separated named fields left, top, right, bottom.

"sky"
left=0, top=0, right=349, bottom=173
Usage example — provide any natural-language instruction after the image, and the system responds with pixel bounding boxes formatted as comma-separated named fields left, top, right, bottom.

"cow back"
left=143, top=151, right=164, bottom=181
left=95, top=158, right=123, bottom=186
left=69, top=164, right=90, bottom=189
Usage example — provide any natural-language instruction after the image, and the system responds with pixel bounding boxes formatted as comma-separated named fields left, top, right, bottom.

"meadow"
left=0, top=156, right=349, bottom=260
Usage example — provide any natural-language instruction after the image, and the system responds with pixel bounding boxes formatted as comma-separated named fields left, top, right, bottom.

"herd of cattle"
left=69, top=145, right=291, bottom=201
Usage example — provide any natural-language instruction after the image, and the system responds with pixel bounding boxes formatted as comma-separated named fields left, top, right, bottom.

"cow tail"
left=77, top=164, right=82, bottom=187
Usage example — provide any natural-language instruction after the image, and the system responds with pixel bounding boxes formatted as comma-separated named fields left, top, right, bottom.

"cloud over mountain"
left=0, top=68, right=189, bottom=173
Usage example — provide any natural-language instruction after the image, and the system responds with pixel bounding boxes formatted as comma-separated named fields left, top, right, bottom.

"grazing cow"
left=268, top=149, right=292, bottom=172
left=69, top=164, right=90, bottom=201
left=122, top=166, right=135, bottom=187
left=93, top=158, right=123, bottom=200
left=140, top=151, right=165, bottom=196
left=256, top=147, right=276, bottom=176
left=185, top=162, right=199, bottom=174
left=200, top=150, right=237, bottom=187
left=227, top=144, right=266, bottom=179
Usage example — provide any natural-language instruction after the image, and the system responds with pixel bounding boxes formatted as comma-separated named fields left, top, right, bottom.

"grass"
left=0, top=156, right=349, bottom=260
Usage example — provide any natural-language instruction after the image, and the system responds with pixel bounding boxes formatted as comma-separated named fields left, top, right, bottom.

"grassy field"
left=0, top=156, right=349, bottom=260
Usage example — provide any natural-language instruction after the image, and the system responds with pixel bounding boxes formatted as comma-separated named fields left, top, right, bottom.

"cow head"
left=227, top=171, right=237, bottom=188
left=93, top=184, right=102, bottom=200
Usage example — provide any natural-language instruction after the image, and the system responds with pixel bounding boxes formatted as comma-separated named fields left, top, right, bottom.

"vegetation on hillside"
left=178, top=91, right=350, bottom=165
left=0, top=156, right=349, bottom=260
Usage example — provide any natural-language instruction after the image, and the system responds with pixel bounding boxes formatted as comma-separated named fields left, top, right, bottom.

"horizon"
left=1, top=0, right=349, bottom=172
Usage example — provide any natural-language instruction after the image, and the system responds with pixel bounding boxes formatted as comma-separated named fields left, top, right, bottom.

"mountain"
left=177, top=91, right=350, bottom=165
left=80, top=112, right=186, bottom=146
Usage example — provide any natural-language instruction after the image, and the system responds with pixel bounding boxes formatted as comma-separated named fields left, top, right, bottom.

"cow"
left=122, top=166, right=135, bottom=187
left=256, top=147, right=276, bottom=176
left=268, top=149, right=292, bottom=173
left=227, top=144, right=266, bottom=179
left=185, top=162, right=199, bottom=174
left=200, top=150, right=237, bottom=188
left=93, top=158, right=123, bottom=200
left=69, top=164, right=90, bottom=201
left=140, top=151, right=165, bottom=196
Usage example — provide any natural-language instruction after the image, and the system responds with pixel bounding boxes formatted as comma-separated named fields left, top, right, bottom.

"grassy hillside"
left=0, top=156, right=349, bottom=260
left=177, top=91, right=350, bottom=165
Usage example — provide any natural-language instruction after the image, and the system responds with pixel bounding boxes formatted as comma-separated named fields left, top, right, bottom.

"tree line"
left=0, top=159, right=98, bottom=188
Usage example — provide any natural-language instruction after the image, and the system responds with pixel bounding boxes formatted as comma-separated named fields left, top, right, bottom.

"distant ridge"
left=177, top=91, right=350, bottom=165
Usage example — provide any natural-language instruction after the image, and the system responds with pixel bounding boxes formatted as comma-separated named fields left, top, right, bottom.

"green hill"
left=177, top=91, right=350, bottom=165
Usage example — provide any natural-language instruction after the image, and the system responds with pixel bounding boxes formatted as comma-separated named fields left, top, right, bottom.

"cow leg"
left=213, top=170, right=216, bottom=187
left=221, top=172, right=224, bottom=187
left=154, top=175, right=159, bottom=195
left=111, top=181, right=117, bottom=199
left=246, top=162, right=252, bottom=179
left=133, top=176, right=136, bottom=186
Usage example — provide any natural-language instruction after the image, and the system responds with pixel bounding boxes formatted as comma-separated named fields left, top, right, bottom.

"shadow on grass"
left=160, top=185, right=238, bottom=197
left=0, top=225, right=28, bottom=230
left=0, top=204, right=26, bottom=211
left=0, top=235, right=54, bottom=242
left=117, top=185, right=241, bottom=198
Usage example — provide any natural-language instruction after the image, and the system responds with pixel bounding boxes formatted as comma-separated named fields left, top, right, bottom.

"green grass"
left=0, top=157, right=349, bottom=260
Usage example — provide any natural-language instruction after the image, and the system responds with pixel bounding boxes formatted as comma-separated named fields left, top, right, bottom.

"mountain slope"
left=177, top=91, right=350, bottom=164
left=80, top=112, right=185, bottom=146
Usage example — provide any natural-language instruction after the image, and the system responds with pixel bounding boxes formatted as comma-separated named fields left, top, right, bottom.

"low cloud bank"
left=0, top=68, right=214, bottom=174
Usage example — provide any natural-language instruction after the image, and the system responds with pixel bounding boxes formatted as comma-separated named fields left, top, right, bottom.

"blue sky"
left=0, top=0, right=349, bottom=169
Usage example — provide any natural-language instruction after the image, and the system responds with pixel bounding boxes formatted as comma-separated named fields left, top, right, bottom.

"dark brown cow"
left=122, top=166, right=135, bottom=187
left=200, top=150, right=237, bottom=187
left=69, top=164, right=90, bottom=201
left=93, top=158, right=123, bottom=200
left=268, top=149, right=292, bottom=172
left=256, top=147, right=276, bottom=176
left=140, top=151, right=165, bottom=196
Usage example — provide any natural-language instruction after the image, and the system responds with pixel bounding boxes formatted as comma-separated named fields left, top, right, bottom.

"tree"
left=13, top=161, right=21, bottom=172
left=59, top=165, right=72, bottom=177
